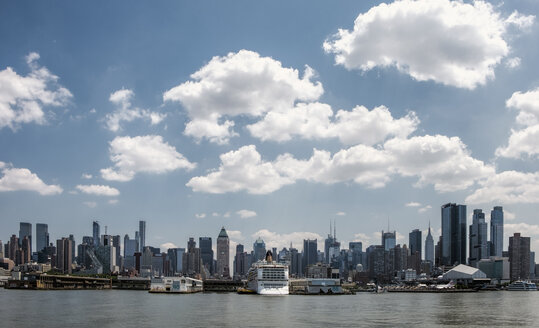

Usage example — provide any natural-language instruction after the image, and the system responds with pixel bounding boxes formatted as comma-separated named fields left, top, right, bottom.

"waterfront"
left=1, top=290, right=539, bottom=327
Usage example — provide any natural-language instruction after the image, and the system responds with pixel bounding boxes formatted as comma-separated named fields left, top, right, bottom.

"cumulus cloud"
left=336, top=211, right=346, bottom=216
left=83, top=201, right=97, bottom=208
left=505, top=222, right=539, bottom=252
left=76, top=184, right=120, bottom=197
left=251, top=229, right=323, bottom=250
left=160, top=242, right=178, bottom=250
left=496, top=88, right=539, bottom=158
left=418, top=205, right=432, bottom=213
left=101, top=135, right=196, bottom=181
left=81, top=173, right=92, bottom=179
left=163, top=50, right=323, bottom=144
left=0, top=52, right=72, bottom=130
left=188, top=136, right=492, bottom=194
left=505, top=210, right=516, bottom=221
left=236, top=209, right=257, bottom=219
left=105, top=89, right=166, bottom=132
left=186, top=145, right=294, bottom=194
left=323, top=0, right=535, bottom=89
left=384, top=135, right=494, bottom=192
left=405, top=202, right=421, bottom=207
left=227, top=230, right=243, bottom=240
left=466, top=170, right=539, bottom=204
left=248, top=103, right=418, bottom=145
left=108, top=199, right=119, bottom=205
left=505, top=57, right=521, bottom=69
left=0, top=162, right=62, bottom=195
left=195, top=213, right=206, bottom=219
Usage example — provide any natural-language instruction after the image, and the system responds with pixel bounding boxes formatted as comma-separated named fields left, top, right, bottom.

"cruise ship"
left=246, top=251, right=289, bottom=295
left=507, top=281, right=537, bottom=291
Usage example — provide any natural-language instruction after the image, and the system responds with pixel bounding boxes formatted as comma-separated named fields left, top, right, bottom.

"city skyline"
left=1, top=1, right=539, bottom=254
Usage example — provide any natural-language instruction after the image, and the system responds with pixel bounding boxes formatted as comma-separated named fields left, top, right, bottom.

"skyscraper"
left=56, top=237, right=73, bottom=274
left=469, top=209, right=488, bottom=267
left=381, top=231, right=396, bottom=251
left=325, top=220, right=340, bottom=265
left=508, top=233, right=531, bottom=281
left=92, top=221, right=100, bottom=248
left=253, top=237, right=266, bottom=262
left=139, top=220, right=146, bottom=250
left=425, top=222, right=434, bottom=264
left=409, top=229, right=422, bottom=259
left=441, top=203, right=467, bottom=266
left=199, top=237, right=214, bottom=275
left=302, top=239, right=317, bottom=272
left=36, top=223, right=49, bottom=253
left=216, top=227, right=230, bottom=278
left=19, top=222, right=32, bottom=255
left=490, top=206, right=504, bottom=257
left=69, top=234, right=76, bottom=263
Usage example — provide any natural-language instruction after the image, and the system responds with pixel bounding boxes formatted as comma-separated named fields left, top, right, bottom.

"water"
left=1, top=290, right=538, bottom=327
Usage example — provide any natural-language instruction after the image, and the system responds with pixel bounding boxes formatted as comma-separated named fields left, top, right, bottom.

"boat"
left=246, top=251, right=289, bottom=295
left=507, top=281, right=537, bottom=291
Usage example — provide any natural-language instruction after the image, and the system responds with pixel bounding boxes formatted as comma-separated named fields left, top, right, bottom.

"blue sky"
left=1, top=0, right=539, bottom=255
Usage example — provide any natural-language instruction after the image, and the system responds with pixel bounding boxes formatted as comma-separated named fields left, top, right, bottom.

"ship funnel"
left=265, top=250, right=273, bottom=263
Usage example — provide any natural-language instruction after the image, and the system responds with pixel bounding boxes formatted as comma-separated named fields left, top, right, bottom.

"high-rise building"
left=425, top=222, right=434, bottom=264
left=216, top=227, right=230, bottom=278
left=139, top=220, right=146, bottom=250
left=124, top=234, right=137, bottom=258
left=36, top=223, right=49, bottom=253
left=409, top=229, right=422, bottom=259
left=234, top=244, right=249, bottom=279
left=382, top=231, right=396, bottom=251
left=112, top=235, right=121, bottom=267
left=8, top=235, right=19, bottom=262
left=199, top=237, right=214, bottom=275
left=441, top=203, right=467, bottom=266
left=19, top=222, right=32, bottom=255
left=135, top=231, right=140, bottom=252
left=92, top=221, right=100, bottom=248
left=69, top=234, right=76, bottom=263
left=325, top=220, right=341, bottom=265
left=490, top=206, right=504, bottom=257
left=289, top=247, right=302, bottom=277
left=56, top=237, right=73, bottom=274
left=349, top=242, right=363, bottom=268
left=253, top=237, right=266, bottom=262
left=508, top=233, right=531, bottom=281
left=21, top=236, right=31, bottom=264
left=469, top=209, right=489, bottom=267
left=302, top=239, right=317, bottom=272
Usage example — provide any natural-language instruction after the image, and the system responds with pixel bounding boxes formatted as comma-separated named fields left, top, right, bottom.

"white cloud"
left=83, top=201, right=97, bottom=208
left=496, top=88, right=539, bottom=158
left=505, top=210, right=516, bottom=221
left=105, top=89, right=166, bottom=132
left=76, top=184, right=120, bottom=197
left=0, top=163, right=62, bottom=195
left=212, top=212, right=219, bottom=217
left=251, top=229, right=323, bottom=250
left=323, top=0, right=534, bottom=89
left=0, top=52, right=72, bottom=130
left=108, top=199, right=119, bottom=205
left=405, top=202, right=421, bottom=207
left=81, top=173, right=92, bottom=179
left=466, top=170, right=539, bottom=204
left=163, top=50, right=323, bottom=144
left=505, top=57, right=521, bottom=69
left=195, top=213, right=206, bottom=219
left=385, top=135, right=494, bottom=192
left=227, top=230, right=243, bottom=240
left=248, top=103, right=418, bottom=145
left=188, top=135, right=492, bottom=194
left=223, top=212, right=231, bottom=218
left=505, top=223, right=539, bottom=252
left=418, top=205, right=432, bottom=213
left=101, top=135, right=196, bottom=182
left=336, top=211, right=346, bottom=216
left=160, top=242, right=178, bottom=250
left=236, top=209, right=257, bottom=219
left=186, top=145, right=295, bottom=194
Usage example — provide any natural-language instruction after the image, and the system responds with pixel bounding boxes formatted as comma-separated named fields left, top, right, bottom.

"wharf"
left=387, top=288, right=478, bottom=293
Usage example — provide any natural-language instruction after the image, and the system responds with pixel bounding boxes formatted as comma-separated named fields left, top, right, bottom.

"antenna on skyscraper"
left=330, top=220, right=332, bottom=237
left=105, top=226, right=108, bottom=234
left=334, top=219, right=336, bottom=239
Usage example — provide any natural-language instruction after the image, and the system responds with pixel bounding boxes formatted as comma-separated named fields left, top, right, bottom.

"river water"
left=1, top=289, right=537, bottom=327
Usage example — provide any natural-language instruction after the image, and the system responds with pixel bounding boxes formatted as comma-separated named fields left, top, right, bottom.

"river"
left=1, top=289, right=537, bottom=327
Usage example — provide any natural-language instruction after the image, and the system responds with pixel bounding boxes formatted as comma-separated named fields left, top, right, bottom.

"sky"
left=1, top=0, right=539, bottom=258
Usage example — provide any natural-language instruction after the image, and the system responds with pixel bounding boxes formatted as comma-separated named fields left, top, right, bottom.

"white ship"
left=507, top=281, right=537, bottom=291
left=246, top=251, right=289, bottom=295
